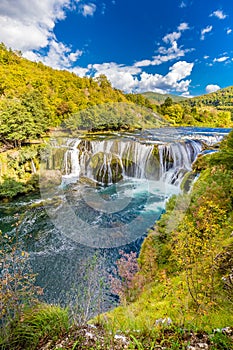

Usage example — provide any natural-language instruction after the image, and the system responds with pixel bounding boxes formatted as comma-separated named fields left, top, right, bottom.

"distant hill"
left=141, top=91, right=187, bottom=104
left=141, top=87, right=233, bottom=127
left=189, top=86, right=233, bottom=105
left=187, top=86, right=233, bottom=111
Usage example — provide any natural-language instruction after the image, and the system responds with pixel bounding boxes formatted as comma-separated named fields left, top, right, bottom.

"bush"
left=0, top=177, right=26, bottom=198
left=0, top=232, right=43, bottom=329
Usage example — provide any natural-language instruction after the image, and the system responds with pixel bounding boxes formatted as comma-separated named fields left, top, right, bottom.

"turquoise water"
left=0, top=127, right=231, bottom=314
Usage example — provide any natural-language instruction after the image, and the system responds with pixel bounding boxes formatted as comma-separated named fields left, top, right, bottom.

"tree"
left=0, top=101, right=35, bottom=147
left=95, top=74, right=112, bottom=89
left=163, top=97, right=173, bottom=107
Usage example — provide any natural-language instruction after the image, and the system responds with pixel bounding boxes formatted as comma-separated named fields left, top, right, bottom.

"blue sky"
left=0, top=0, right=233, bottom=96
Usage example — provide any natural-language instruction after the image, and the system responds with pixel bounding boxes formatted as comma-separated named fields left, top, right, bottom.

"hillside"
left=142, top=91, right=187, bottom=104
left=188, top=85, right=233, bottom=108
left=140, top=87, right=233, bottom=127
left=0, top=42, right=232, bottom=149
left=98, top=129, right=233, bottom=346
left=0, top=44, right=162, bottom=150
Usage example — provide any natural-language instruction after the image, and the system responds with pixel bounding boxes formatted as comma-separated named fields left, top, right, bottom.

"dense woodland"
left=0, top=44, right=159, bottom=149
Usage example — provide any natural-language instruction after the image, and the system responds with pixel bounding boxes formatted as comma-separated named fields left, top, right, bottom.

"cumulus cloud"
left=134, top=23, right=192, bottom=68
left=89, top=60, right=194, bottom=94
left=24, top=40, right=83, bottom=70
left=0, top=0, right=85, bottom=70
left=181, top=91, right=193, bottom=98
left=90, top=62, right=141, bottom=92
left=227, top=28, right=232, bottom=35
left=79, top=3, right=96, bottom=17
left=163, top=31, right=181, bottom=44
left=200, top=25, right=213, bottom=40
left=0, top=0, right=73, bottom=51
left=205, top=84, right=220, bottom=93
left=71, top=66, right=89, bottom=77
left=210, top=10, right=227, bottom=20
left=135, top=61, right=193, bottom=93
left=213, top=56, right=229, bottom=63
left=177, top=22, right=189, bottom=31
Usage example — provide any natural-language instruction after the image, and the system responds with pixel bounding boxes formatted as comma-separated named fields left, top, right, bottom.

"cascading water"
left=61, top=138, right=202, bottom=186
left=158, top=140, right=202, bottom=185
left=61, top=139, right=157, bottom=185
left=63, top=139, right=81, bottom=179
left=1, top=127, right=230, bottom=315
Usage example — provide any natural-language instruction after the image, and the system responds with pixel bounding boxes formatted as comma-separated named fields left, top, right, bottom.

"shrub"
left=109, top=250, right=143, bottom=304
left=0, top=232, right=43, bottom=330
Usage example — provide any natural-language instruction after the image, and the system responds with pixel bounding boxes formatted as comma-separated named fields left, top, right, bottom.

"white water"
left=158, top=140, right=202, bottom=185
left=2, top=127, right=230, bottom=309
left=61, top=138, right=203, bottom=187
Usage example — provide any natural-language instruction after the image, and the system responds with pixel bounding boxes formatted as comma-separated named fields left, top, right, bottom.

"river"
left=0, top=126, right=230, bottom=318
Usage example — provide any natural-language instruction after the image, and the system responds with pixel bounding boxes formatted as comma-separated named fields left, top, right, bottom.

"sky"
left=0, top=0, right=233, bottom=97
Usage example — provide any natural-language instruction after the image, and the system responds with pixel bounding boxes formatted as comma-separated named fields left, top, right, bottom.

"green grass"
left=98, top=271, right=233, bottom=334
left=1, top=303, right=69, bottom=350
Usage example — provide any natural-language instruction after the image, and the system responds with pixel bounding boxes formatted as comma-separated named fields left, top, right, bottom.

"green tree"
left=0, top=101, right=35, bottom=147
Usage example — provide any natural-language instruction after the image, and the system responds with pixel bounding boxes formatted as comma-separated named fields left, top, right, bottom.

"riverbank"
left=1, top=128, right=232, bottom=349
left=94, top=130, right=233, bottom=342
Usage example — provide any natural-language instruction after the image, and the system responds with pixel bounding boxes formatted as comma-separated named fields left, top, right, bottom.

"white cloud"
left=71, top=66, right=89, bottom=77
left=79, top=3, right=96, bottom=17
left=205, top=84, right=221, bottom=93
left=177, top=22, right=189, bottom=31
left=0, top=0, right=73, bottom=51
left=163, top=31, right=181, bottom=44
left=213, top=56, right=229, bottom=63
left=0, top=0, right=84, bottom=70
left=181, top=91, right=193, bottom=98
left=227, top=28, right=232, bottom=35
left=135, top=61, right=193, bottom=93
left=24, top=40, right=83, bottom=70
left=210, top=10, right=227, bottom=20
left=200, top=25, right=213, bottom=40
left=134, top=48, right=191, bottom=68
left=134, top=24, right=193, bottom=68
left=89, top=60, right=194, bottom=94
left=90, top=62, right=140, bottom=92
left=166, top=61, right=194, bottom=82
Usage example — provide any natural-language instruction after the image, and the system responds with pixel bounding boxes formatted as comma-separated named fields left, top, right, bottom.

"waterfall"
left=63, top=139, right=81, bottom=177
left=158, top=140, right=202, bottom=185
left=61, top=138, right=203, bottom=186
left=31, top=159, right=37, bottom=173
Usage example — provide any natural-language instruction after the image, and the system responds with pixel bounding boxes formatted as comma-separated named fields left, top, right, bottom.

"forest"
left=0, top=43, right=159, bottom=150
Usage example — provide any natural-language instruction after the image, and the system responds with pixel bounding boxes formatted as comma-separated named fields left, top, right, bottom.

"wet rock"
left=90, top=152, right=123, bottom=185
